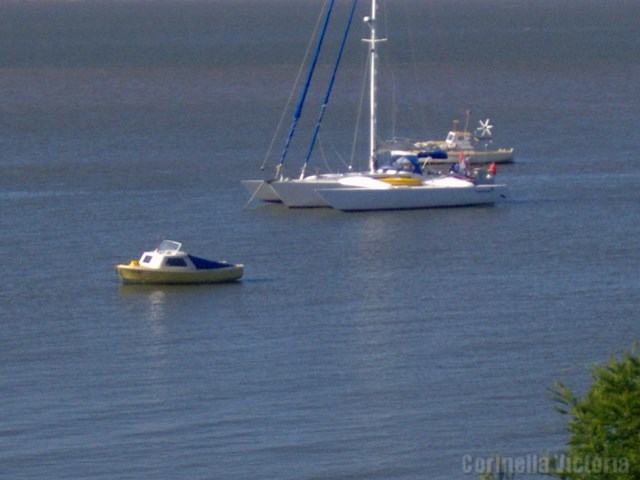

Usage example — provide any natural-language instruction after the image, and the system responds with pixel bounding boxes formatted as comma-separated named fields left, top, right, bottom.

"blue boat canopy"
left=416, top=149, right=448, bottom=160
left=380, top=155, right=423, bottom=174
left=188, top=255, right=232, bottom=270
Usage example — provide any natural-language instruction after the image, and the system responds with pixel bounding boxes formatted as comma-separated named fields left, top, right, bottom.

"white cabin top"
left=139, top=240, right=192, bottom=269
left=445, top=130, right=474, bottom=151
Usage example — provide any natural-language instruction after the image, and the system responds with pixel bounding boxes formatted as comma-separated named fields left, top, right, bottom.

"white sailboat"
left=243, top=0, right=420, bottom=208
left=245, top=0, right=508, bottom=211
left=268, top=0, right=427, bottom=208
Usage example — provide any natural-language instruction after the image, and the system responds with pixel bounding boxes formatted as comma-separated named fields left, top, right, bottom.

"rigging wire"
left=401, top=0, right=429, bottom=137
left=349, top=45, right=370, bottom=171
left=380, top=0, right=397, bottom=139
left=316, top=134, right=332, bottom=173
left=379, top=0, right=429, bottom=141
left=275, top=0, right=337, bottom=179
left=300, top=0, right=359, bottom=179
left=259, top=0, right=332, bottom=172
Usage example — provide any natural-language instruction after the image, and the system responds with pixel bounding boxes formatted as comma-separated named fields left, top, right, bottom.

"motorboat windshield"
left=157, top=240, right=182, bottom=253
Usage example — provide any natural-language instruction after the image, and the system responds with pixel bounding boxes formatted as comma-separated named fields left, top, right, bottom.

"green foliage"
left=549, top=343, right=640, bottom=479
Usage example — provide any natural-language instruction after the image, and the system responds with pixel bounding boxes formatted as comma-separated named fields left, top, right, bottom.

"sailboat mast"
left=364, top=0, right=384, bottom=173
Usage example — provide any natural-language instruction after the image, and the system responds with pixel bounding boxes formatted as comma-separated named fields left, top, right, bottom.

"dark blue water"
left=2, top=1, right=639, bottom=479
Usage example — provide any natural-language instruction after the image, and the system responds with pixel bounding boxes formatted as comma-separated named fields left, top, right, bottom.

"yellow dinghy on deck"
left=116, top=240, right=243, bottom=285
left=377, top=176, right=423, bottom=187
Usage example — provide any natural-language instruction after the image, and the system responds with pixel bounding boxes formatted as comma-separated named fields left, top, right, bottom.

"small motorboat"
left=116, top=240, right=243, bottom=285
left=387, top=117, right=515, bottom=165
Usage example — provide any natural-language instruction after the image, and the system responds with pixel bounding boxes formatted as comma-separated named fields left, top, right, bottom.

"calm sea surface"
left=1, top=1, right=639, bottom=479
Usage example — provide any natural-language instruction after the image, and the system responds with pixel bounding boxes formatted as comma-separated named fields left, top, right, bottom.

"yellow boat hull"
left=116, top=263, right=244, bottom=285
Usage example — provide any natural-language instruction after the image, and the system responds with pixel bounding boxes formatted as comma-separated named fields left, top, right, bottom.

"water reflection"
left=147, top=289, right=166, bottom=322
left=118, top=285, right=169, bottom=333
left=117, top=285, right=172, bottom=403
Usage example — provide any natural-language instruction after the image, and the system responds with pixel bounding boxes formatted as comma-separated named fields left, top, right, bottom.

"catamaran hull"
left=269, top=180, right=339, bottom=208
left=318, top=184, right=508, bottom=211
left=269, top=173, right=427, bottom=208
left=269, top=173, right=366, bottom=207
left=116, top=264, right=244, bottom=285
left=241, top=180, right=282, bottom=203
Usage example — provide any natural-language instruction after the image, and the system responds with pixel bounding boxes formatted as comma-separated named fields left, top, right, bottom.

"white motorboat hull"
left=391, top=148, right=514, bottom=165
left=425, top=148, right=514, bottom=165
left=318, top=183, right=508, bottom=211
left=116, top=263, right=244, bottom=285
left=241, top=180, right=282, bottom=203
